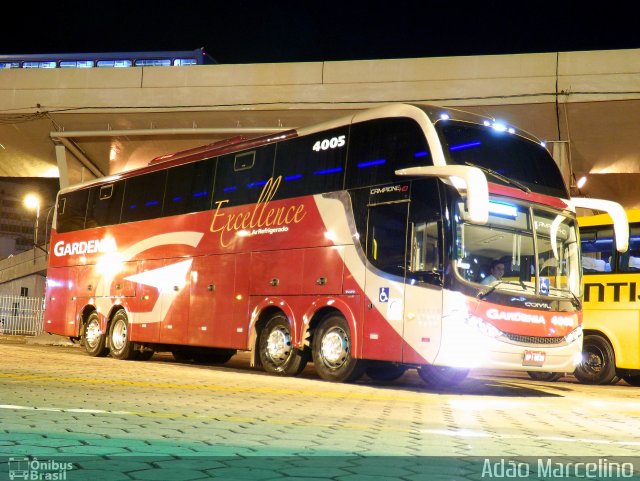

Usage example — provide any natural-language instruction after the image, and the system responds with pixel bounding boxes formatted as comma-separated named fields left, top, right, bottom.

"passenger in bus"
left=481, top=260, right=505, bottom=285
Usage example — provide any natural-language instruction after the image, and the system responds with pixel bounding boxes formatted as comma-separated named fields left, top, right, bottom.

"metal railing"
left=0, top=296, right=45, bottom=336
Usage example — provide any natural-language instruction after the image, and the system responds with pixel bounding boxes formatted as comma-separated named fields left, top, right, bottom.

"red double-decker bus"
left=43, top=103, right=627, bottom=387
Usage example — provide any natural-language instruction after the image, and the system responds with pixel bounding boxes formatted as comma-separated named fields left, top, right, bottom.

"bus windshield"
left=438, top=120, right=569, bottom=199
left=454, top=200, right=581, bottom=299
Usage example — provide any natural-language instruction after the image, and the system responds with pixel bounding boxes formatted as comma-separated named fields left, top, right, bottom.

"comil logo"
left=53, top=238, right=117, bottom=257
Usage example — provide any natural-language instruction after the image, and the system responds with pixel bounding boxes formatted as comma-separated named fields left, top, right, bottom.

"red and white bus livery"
left=44, top=103, right=627, bottom=386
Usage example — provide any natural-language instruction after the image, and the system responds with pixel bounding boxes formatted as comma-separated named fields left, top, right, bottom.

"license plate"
left=523, top=350, right=546, bottom=367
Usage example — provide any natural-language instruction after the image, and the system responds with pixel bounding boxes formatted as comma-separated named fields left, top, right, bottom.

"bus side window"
left=164, top=158, right=215, bottom=217
left=366, top=202, right=409, bottom=278
left=121, top=171, right=167, bottom=223
left=273, top=127, right=348, bottom=200
left=619, top=224, right=640, bottom=272
left=346, top=117, right=430, bottom=190
left=213, top=145, right=275, bottom=207
left=56, top=189, right=90, bottom=233
left=85, top=182, right=125, bottom=228
left=580, top=228, right=614, bottom=273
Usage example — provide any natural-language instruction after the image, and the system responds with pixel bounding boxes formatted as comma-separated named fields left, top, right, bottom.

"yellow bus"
left=577, top=209, right=640, bottom=385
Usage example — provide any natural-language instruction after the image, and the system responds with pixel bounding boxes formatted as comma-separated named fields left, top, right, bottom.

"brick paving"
left=1, top=340, right=640, bottom=480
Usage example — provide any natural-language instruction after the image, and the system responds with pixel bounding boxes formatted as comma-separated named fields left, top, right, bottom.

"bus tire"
left=108, top=310, right=138, bottom=360
left=417, top=365, right=469, bottom=388
left=622, top=375, right=640, bottom=386
left=527, top=371, right=564, bottom=382
left=366, top=363, right=407, bottom=382
left=312, top=314, right=367, bottom=383
left=82, top=311, right=108, bottom=357
left=574, top=334, right=617, bottom=385
left=258, top=313, right=308, bottom=376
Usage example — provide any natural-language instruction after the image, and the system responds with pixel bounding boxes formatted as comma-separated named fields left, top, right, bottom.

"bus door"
left=362, top=200, right=409, bottom=362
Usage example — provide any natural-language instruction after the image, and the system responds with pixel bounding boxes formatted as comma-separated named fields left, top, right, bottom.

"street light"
left=23, top=193, right=41, bottom=247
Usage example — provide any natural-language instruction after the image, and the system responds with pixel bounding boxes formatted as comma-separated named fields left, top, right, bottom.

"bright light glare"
left=492, top=122, right=507, bottom=132
left=576, top=176, right=587, bottom=189
left=440, top=113, right=450, bottom=120
left=24, top=193, right=41, bottom=210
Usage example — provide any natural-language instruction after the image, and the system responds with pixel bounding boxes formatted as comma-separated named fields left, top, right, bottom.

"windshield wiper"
left=464, top=162, right=531, bottom=193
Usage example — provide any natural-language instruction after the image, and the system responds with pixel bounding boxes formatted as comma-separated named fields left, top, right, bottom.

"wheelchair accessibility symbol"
left=379, top=287, right=390, bottom=303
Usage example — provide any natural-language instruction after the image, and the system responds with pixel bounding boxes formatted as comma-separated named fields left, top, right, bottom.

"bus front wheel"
left=574, top=334, right=618, bottom=385
left=258, top=313, right=308, bottom=376
left=82, top=311, right=108, bottom=357
left=108, top=310, right=138, bottom=360
left=418, top=365, right=469, bottom=388
left=312, top=314, right=367, bottom=383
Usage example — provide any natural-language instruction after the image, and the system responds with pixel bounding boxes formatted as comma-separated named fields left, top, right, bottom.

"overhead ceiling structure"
left=1, top=49, right=639, bottom=207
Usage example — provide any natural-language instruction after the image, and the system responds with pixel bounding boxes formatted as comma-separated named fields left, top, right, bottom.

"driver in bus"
left=481, top=259, right=505, bottom=285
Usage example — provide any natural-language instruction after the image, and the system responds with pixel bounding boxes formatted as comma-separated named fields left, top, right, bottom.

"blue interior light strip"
left=450, top=141, right=481, bottom=152
left=357, top=159, right=386, bottom=168
left=314, top=167, right=343, bottom=175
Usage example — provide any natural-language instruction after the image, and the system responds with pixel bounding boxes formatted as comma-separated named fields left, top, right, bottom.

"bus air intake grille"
left=503, top=333, right=565, bottom=345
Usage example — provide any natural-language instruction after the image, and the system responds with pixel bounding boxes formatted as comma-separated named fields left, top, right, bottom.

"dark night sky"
left=1, top=1, right=638, bottom=64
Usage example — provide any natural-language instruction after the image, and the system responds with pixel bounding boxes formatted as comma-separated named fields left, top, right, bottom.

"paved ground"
left=1, top=337, right=640, bottom=480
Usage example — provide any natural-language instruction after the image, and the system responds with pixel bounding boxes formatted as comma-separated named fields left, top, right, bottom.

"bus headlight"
left=564, top=326, right=583, bottom=345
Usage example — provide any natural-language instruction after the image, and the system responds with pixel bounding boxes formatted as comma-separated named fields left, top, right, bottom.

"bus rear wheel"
left=574, top=334, right=618, bottom=385
left=312, top=314, right=367, bottom=383
left=527, top=371, right=564, bottom=382
left=82, top=312, right=108, bottom=357
left=417, top=365, right=469, bottom=389
left=108, top=310, right=138, bottom=360
left=258, top=313, right=308, bottom=376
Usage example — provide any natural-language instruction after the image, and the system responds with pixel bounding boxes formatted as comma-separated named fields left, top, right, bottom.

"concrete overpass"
left=1, top=47, right=640, bottom=205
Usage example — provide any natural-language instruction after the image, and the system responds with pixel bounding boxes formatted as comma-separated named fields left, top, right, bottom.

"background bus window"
left=56, top=189, right=90, bottom=233
left=619, top=225, right=640, bottom=272
left=346, top=118, right=430, bottom=190
left=122, top=171, right=167, bottom=223
left=273, top=127, right=348, bottom=199
left=85, top=182, right=125, bottom=228
left=163, top=159, right=215, bottom=217
left=581, top=228, right=614, bottom=273
left=213, top=145, right=275, bottom=207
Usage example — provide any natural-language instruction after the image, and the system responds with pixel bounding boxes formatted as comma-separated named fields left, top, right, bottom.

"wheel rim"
left=111, top=319, right=127, bottom=351
left=266, top=326, right=292, bottom=365
left=320, top=327, right=349, bottom=368
left=584, top=347, right=605, bottom=373
left=85, top=318, right=101, bottom=348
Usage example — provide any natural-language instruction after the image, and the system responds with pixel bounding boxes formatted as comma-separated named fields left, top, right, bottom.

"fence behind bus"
left=0, top=296, right=45, bottom=336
